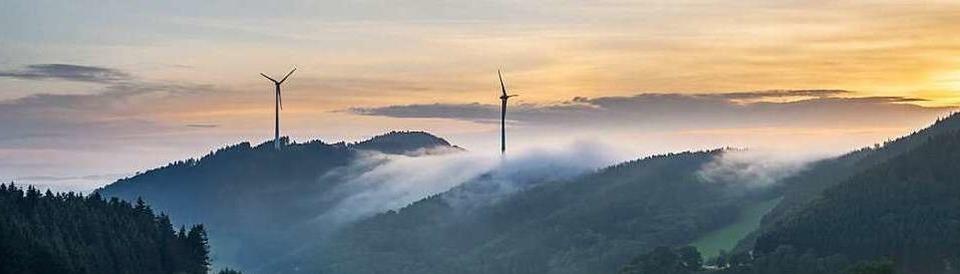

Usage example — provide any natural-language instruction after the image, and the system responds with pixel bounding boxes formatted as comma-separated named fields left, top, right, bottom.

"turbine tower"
left=498, top=70, right=518, bottom=155
left=260, top=68, right=296, bottom=150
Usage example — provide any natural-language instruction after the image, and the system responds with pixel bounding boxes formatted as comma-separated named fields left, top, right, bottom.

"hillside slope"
left=752, top=112, right=960, bottom=248
left=754, top=129, right=960, bottom=273
left=270, top=150, right=778, bottom=274
left=618, top=115, right=960, bottom=274
left=97, top=131, right=458, bottom=270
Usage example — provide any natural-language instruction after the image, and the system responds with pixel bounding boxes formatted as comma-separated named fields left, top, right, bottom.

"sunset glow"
left=2, top=0, right=959, bottom=191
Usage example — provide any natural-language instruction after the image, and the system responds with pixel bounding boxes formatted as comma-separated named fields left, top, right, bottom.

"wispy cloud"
left=0, top=64, right=130, bottom=83
left=698, top=149, right=813, bottom=188
left=352, top=103, right=499, bottom=121
left=705, top=89, right=850, bottom=100
left=0, top=64, right=215, bottom=148
left=317, top=140, right=618, bottom=225
left=186, top=124, right=219, bottom=128
left=351, top=90, right=955, bottom=129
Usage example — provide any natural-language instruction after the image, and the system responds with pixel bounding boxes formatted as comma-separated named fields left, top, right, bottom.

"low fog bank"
left=317, top=140, right=825, bottom=228
left=6, top=173, right=131, bottom=194
left=317, top=140, right=623, bottom=226
left=697, top=148, right=824, bottom=188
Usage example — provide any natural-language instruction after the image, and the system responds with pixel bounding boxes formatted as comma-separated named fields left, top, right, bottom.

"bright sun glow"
left=934, top=70, right=960, bottom=91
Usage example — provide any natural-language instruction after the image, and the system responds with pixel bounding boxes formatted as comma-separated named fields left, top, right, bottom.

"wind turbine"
left=498, top=70, right=518, bottom=155
left=260, top=68, right=296, bottom=150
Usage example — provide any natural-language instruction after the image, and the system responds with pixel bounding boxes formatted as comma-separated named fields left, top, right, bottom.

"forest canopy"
left=0, top=183, right=211, bottom=274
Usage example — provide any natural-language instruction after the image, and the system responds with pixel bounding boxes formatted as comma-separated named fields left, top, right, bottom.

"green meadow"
left=692, top=197, right=783, bottom=259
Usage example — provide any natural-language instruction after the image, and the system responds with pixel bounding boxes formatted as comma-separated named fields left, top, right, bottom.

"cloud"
left=351, top=90, right=955, bottom=130
left=8, top=173, right=133, bottom=193
left=0, top=73, right=213, bottom=148
left=351, top=103, right=500, bottom=121
left=441, top=140, right=620, bottom=210
left=697, top=149, right=814, bottom=188
left=316, top=150, right=496, bottom=225
left=706, top=89, right=850, bottom=100
left=186, top=124, right=219, bottom=128
left=0, top=64, right=130, bottom=83
left=0, top=64, right=190, bottom=145
left=315, top=140, right=620, bottom=225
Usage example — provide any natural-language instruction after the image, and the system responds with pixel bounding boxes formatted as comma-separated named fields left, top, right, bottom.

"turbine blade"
left=261, top=73, right=278, bottom=83
left=278, top=90, right=283, bottom=110
left=279, top=68, right=297, bottom=84
left=498, top=70, right=507, bottom=97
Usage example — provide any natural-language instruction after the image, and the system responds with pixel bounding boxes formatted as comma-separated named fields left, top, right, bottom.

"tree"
left=846, top=260, right=895, bottom=274
left=620, top=246, right=704, bottom=274
left=0, top=183, right=216, bottom=274
left=675, top=246, right=703, bottom=271
left=187, top=225, right=211, bottom=274
left=217, top=268, right=243, bottom=274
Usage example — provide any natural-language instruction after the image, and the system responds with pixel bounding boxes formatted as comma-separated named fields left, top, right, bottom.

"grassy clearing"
left=691, top=197, right=782, bottom=259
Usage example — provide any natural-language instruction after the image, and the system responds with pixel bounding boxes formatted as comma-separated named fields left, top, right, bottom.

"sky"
left=1, top=0, right=959, bottom=192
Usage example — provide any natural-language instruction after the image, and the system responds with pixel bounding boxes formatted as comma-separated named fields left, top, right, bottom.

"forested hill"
left=96, top=131, right=459, bottom=270
left=98, top=131, right=455, bottom=223
left=351, top=131, right=462, bottom=154
left=756, top=112, right=960, bottom=244
left=753, top=128, right=960, bottom=273
left=618, top=114, right=960, bottom=274
left=0, top=183, right=210, bottom=274
left=273, top=149, right=779, bottom=274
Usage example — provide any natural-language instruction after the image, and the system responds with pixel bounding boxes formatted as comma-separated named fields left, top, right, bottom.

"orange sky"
left=1, top=0, right=960, bottom=191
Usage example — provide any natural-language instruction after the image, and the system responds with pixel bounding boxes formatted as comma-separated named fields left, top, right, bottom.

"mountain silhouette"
left=97, top=131, right=459, bottom=270
left=351, top=131, right=462, bottom=154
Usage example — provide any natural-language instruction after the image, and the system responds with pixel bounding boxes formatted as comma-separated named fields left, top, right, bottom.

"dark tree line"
left=619, top=246, right=895, bottom=274
left=619, top=246, right=703, bottom=274
left=0, top=183, right=210, bottom=274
